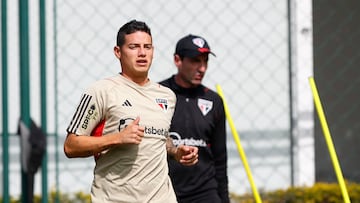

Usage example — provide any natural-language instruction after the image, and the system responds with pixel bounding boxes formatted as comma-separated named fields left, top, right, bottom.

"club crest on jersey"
left=156, top=98, right=168, bottom=112
left=198, top=98, right=213, bottom=116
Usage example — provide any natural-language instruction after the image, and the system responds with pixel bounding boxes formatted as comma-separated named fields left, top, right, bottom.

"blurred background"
left=1, top=0, right=359, bottom=201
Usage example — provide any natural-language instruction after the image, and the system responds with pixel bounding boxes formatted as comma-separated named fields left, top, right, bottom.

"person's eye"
left=129, top=44, right=142, bottom=50
left=190, top=58, right=200, bottom=63
left=144, top=45, right=152, bottom=50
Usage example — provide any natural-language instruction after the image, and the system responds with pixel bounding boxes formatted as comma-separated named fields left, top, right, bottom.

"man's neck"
left=121, top=72, right=149, bottom=86
left=174, top=74, right=198, bottom=88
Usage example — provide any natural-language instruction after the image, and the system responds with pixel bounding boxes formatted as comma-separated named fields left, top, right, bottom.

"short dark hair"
left=116, top=20, right=152, bottom=46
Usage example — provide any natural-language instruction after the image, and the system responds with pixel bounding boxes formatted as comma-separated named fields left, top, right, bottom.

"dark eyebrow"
left=128, top=43, right=153, bottom=48
left=128, top=43, right=152, bottom=46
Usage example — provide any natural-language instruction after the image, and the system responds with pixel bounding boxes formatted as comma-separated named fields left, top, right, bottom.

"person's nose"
left=198, top=62, right=207, bottom=73
left=138, top=47, right=146, bottom=56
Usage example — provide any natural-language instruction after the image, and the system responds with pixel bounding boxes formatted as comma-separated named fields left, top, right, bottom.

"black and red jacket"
left=160, top=75, right=229, bottom=203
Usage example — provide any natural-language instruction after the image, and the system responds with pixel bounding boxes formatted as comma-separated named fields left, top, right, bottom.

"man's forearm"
left=166, top=137, right=177, bottom=157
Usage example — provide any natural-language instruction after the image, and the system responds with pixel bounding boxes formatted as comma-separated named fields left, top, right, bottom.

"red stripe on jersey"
left=91, top=119, right=106, bottom=160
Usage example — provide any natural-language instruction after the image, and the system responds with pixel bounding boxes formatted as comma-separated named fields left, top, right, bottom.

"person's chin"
left=191, top=80, right=202, bottom=86
left=136, top=66, right=150, bottom=73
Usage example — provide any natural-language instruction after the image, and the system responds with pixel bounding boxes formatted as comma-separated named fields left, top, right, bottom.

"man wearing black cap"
left=160, top=34, right=230, bottom=203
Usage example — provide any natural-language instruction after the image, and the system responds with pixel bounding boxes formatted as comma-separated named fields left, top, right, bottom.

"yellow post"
left=308, top=77, right=351, bottom=203
left=216, top=84, right=262, bottom=203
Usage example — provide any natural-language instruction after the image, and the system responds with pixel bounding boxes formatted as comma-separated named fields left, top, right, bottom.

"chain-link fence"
left=1, top=0, right=315, bottom=198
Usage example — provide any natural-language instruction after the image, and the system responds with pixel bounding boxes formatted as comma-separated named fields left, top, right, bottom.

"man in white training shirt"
left=64, top=20, right=199, bottom=203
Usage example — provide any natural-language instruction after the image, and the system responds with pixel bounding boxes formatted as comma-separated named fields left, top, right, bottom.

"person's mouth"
left=137, top=59, right=147, bottom=66
left=194, top=74, right=203, bottom=80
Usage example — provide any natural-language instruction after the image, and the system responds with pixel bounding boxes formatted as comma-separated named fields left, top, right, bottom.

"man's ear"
left=174, top=54, right=182, bottom=66
left=114, top=46, right=121, bottom=59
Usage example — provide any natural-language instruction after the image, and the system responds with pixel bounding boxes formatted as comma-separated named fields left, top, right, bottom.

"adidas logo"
left=122, top=99, right=132, bottom=107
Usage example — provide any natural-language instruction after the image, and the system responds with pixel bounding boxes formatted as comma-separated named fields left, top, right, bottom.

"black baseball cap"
left=175, top=34, right=216, bottom=58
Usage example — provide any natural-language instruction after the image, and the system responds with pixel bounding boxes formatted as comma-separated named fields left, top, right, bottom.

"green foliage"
left=2, top=182, right=360, bottom=202
left=0, top=190, right=91, bottom=203
left=230, top=181, right=360, bottom=203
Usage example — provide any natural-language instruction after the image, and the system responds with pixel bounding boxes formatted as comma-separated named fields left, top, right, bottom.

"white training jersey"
left=66, top=74, right=177, bottom=203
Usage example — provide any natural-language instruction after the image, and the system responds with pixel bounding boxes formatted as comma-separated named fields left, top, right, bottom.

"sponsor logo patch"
left=82, top=104, right=98, bottom=129
left=169, top=132, right=207, bottom=147
left=122, top=99, right=132, bottom=107
left=118, top=117, right=135, bottom=131
left=118, top=117, right=168, bottom=137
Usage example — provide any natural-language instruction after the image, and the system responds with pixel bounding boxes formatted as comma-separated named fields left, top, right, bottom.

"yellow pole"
left=308, top=77, right=351, bottom=203
left=216, top=84, right=262, bottom=203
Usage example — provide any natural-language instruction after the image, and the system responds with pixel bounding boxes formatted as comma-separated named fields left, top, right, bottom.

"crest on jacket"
left=197, top=98, right=213, bottom=116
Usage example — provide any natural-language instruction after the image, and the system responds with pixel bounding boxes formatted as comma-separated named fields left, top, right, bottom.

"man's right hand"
left=119, top=116, right=144, bottom=145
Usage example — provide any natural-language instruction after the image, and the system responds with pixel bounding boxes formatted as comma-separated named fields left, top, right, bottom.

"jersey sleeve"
left=66, top=82, right=106, bottom=136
